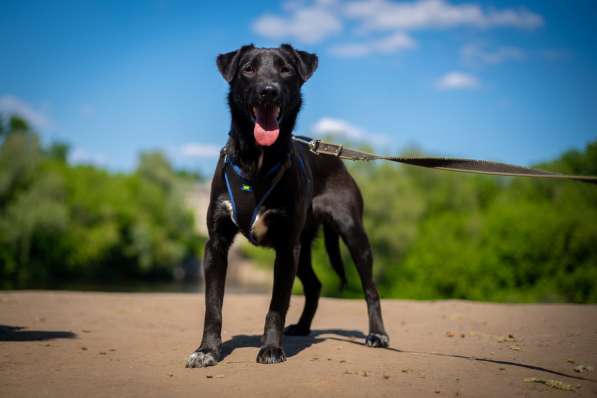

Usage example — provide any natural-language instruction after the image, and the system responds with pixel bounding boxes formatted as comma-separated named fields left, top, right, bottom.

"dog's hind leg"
left=337, top=219, right=389, bottom=348
left=323, top=223, right=347, bottom=289
left=285, top=228, right=321, bottom=336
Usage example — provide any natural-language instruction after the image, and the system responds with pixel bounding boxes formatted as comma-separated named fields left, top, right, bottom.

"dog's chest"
left=222, top=156, right=291, bottom=244
left=221, top=199, right=284, bottom=244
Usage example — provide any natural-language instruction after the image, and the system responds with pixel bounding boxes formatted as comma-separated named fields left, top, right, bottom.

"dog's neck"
left=226, top=114, right=296, bottom=177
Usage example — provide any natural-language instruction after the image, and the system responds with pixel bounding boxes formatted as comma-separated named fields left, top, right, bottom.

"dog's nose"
left=258, top=85, right=280, bottom=102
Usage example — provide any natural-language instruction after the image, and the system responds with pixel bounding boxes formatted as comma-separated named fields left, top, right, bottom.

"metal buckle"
left=309, top=139, right=320, bottom=154
left=316, top=142, right=344, bottom=157
left=295, top=137, right=343, bottom=158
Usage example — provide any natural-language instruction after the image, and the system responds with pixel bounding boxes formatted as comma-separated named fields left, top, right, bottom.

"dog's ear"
left=280, top=44, right=318, bottom=82
left=216, top=44, right=255, bottom=82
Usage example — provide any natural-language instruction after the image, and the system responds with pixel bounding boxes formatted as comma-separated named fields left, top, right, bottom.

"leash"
left=292, top=136, right=597, bottom=185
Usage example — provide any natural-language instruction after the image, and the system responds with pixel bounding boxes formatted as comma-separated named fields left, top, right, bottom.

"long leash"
left=292, top=136, right=597, bottom=185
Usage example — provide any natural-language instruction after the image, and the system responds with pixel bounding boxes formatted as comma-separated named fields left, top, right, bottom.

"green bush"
left=0, top=116, right=203, bottom=288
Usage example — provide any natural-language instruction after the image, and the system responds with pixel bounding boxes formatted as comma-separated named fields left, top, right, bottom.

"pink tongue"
left=254, top=107, right=279, bottom=146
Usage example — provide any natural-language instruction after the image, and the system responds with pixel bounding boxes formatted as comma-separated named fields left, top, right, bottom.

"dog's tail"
left=323, top=223, right=347, bottom=290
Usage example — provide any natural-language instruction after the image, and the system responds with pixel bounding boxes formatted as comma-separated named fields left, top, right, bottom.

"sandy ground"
left=1, top=292, right=596, bottom=397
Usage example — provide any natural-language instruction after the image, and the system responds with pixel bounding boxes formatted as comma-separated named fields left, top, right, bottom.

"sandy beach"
left=1, top=291, right=596, bottom=397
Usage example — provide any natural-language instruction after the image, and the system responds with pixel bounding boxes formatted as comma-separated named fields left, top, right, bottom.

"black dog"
left=186, top=44, right=389, bottom=367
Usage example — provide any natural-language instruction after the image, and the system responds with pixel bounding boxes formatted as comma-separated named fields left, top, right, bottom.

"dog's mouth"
left=250, top=104, right=280, bottom=147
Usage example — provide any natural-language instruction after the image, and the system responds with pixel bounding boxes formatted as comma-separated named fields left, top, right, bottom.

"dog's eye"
left=280, top=66, right=293, bottom=77
left=242, top=65, right=256, bottom=76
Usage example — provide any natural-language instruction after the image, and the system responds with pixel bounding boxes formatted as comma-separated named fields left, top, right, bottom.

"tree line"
left=2, top=114, right=596, bottom=302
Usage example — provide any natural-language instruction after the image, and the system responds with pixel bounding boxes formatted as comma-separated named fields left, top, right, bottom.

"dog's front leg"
left=186, top=237, right=231, bottom=368
left=257, top=242, right=300, bottom=364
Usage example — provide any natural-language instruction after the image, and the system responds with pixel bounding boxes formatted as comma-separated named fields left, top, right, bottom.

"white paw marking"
left=366, top=333, right=390, bottom=347
left=256, top=345, right=287, bottom=364
left=186, top=351, right=218, bottom=368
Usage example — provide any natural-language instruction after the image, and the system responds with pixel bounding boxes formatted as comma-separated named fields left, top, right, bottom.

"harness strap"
left=292, top=136, right=597, bottom=185
left=223, top=154, right=291, bottom=243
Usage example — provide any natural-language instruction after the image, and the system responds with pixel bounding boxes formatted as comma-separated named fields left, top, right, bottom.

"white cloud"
left=331, top=31, right=416, bottom=57
left=69, top=147, right=108, bottom=166
left=179, top=143, right=221, bottom=159
left=436, top=71, right=480, bottom=90
left=344, top=0, right=543, bottom=31
left=0, top=95, right=53, bottom=130
left=461, top=43, right=525, bottom=65
left=252, top=1, right=543, bottom=59
left=313, top=117, right=388, bottom=144
left=252, top=1, right=342, bottom=44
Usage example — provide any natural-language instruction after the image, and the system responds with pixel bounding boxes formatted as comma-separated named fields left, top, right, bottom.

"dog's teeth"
left=274, top=107, right=280, bottom=117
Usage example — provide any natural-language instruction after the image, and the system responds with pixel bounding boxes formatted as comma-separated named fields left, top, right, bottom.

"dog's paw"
left=284, top=324, right=311, bottom=336
left=256, top=345, right=287, bottom=364
left=185, top=349, right=219, bottom=368
left=365, top=333, right=390, bottom=348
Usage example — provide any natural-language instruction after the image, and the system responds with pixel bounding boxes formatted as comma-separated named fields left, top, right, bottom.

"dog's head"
left=217, top=44, right=318, bottom=147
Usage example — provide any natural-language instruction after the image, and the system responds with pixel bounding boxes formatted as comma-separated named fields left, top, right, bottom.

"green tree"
left=0, top=115, right=203, bottom=288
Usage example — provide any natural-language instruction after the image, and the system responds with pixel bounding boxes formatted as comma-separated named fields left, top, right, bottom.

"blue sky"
left=1, top=0, right=596, bottom=173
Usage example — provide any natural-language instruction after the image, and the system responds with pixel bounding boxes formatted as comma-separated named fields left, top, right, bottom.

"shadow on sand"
left=221, top=329, right=364, bottom=359
left=221, top=328, right=596, bottom=383
left=0, top=325, right=77, bottom=342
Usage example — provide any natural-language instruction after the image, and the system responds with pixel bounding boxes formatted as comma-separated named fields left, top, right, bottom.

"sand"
left=1, top=291, right=596, bottom=397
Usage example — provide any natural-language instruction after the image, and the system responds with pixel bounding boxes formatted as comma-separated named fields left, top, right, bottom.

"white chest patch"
left=250, top=210, right=268, bottom=242
left=221, top=198, right=268, bottom=242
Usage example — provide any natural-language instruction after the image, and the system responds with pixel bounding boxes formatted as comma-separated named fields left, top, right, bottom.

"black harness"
left=223, top=148, right=307, bottom=243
